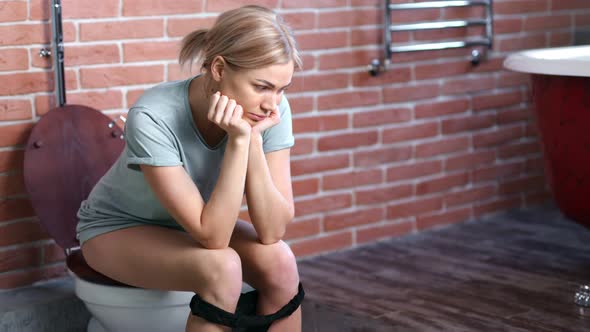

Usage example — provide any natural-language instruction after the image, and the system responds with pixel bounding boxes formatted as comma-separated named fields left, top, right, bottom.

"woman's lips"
left=245, top=112, right=266, bottom=122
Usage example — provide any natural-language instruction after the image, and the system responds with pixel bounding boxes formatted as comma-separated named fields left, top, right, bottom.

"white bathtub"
left=503, top=44, right=590, bottom=77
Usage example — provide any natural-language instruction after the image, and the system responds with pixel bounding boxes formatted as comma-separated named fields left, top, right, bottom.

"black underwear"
left=190, top=282, right=305, bottom=332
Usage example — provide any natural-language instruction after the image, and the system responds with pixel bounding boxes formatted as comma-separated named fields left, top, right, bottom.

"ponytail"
left=179, top=29, right=209, bottom=70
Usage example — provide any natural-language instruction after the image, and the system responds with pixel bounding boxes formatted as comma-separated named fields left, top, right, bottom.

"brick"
left=357, top=221, right=413, bottom=244
left=473, top=126, right=524, bottom=148
left=441, top=76, right=495, bottom=95
left=387, top=160, right=442, bottom=182
left=415, top=61, right=473, bottom=80
left=416, top=136, right=470, bottom=159
left=0, top=100, right=32, bottom=121
left=494, top=18, right=523, bottom=34
left=445, top=151, right=496, bottom=172
left=80, top=19, right=164, bottom=42
left=498, top=141, right=541, bottom=160
left=497, top=72, right=530, bottom=89
left=414, top=27, right=471, bottom=42
left=168, top=63, right=194, bottom=82
left=284, top=217, right=320, bottom=240
left=497, top=34, right=547, bottom=52
left=324, top=207, right=384, bottom=231
left=474, top=196, right=522, bottom=219
left=323, top=169, right=382, bottom=191
left=0, top=173, right=26, bottom=197
left=318, top=90, right=380, bottom=111
left=551, top=0, right=590, bottom=10
left=525, top=191, right=552, bottom=207
left=387, top=196, right=443, bottom=219
left=445, top=185, right=496, bottom=207
left=293, top=114, right=348, bottom=134
left=0, top=247, right=41, bottom=273
left=526, top=156, right=545, bottom=173
left=390, top=8, right=440, bottom=24
left=0, top=264, right=66, bottom=289
left=68, top=90, right=123, bottom=111
left=124, top=0, right=202, bottom=16
left=473, top=91, right=522, bottom=111
left=35, top=95, right=54, bottom=116
left=286, top=96, right=314, bottom=114
left=353, top=107, right=411, bottom=128
left=64, top=44, right=120, bottom=66
left=497, top=108, right=534, bottom=124
left=416, top=172, right=469, bottom=196
left=0, top=49, right=28, bottom=71
left=295, top=31, right=348, bottom=51
left=549, top=32, right=573, bottom=47
left=442, top=114, right=495, bottom=134
left=495, top=0, right=548, bottom=15
left=59, top=0, right=119, bottom=18
left=388, top=48, right=465, bottom=64
left=352, top=66, right=412, bottom=87
left=383, top=122, right=438, bottom=144
left=282, top=0, right=347, bottom=9
left=524, top=14, right=572, bottom=31
left=575, top=12, right=590, bottom=27
left=319, top=49, right=376, bottom=71
left=417, top=207, right=471, bottom=231
left=473, top=161, right=525, bottom=183
left=31, top=48, right=52, bottom=69
left=290, top=231, right=352, bottom=258
left=43, top=242, right=66, bottom=264
left=290, top=73, right=348, bottom=93
left=383, top=83, right=439, bottom=103
left=167, top=17, right=217, bottom=37
left=295, top=193, right=352, bottom=216
left=356, top=184, right=413, bottom=205
left=126, top=89, right=146, bottom=108
left=415, top=99, right=469, bottom=119
left=442, top=5, right=484, bottom=20
left=318, top=131, right=378, bottom=152
left=292, top=178, right=319, bottom=196
left=0, top=220, right=50, bottom=246
left=282, top=11, right=316, bottom=30
left=80, top=65, right=164, bottom=88
left=499, top=175, right=546, bottom=195
left=0, top=150, right=24, bottom=173
left=299, top=54, right=316, bottom=71
left=0, top=72, right=53, bottom=96
left=351, top=27, right=381, bottom=46
left=0, top=123, right=33, bottom=148
left=0, top=2, right=27, bottom=22
left=318, top=9, right=378, bottom=28
left=124, top=41, right=179, bottom=62
left=291, top=137, right=314, bottom=156
left=207, top=0, right=277, bottom=12
left=351, top=0, right=379, bottom=6
left=0, top=24, right=48, bottom=46
left=354, top=146, right=412, bottom=167
left=291, top=153, right=349, bottom=176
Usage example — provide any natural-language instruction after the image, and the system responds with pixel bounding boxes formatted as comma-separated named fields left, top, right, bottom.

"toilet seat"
left=23, top=104, right=130, bottom=287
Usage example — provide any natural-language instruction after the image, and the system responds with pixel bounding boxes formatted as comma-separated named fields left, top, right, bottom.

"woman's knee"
left=258, top=241, right=299, bottom=292
left=198, top=247, right=243, bottom=305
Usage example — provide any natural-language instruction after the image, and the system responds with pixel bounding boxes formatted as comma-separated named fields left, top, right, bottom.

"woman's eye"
left=255, top=85, right=269, bottom=91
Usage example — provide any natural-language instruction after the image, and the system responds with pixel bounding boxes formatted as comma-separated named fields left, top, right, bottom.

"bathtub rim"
left=503, top=45, right=590, bottom=78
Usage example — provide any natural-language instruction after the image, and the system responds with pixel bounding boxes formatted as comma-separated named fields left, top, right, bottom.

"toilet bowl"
left=23, top=105, right=195, bottom=331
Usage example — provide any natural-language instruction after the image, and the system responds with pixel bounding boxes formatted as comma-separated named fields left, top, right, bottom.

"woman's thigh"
left=81, top=225, right=241, bottom=294
left=229, top=220, right=299, bottom=291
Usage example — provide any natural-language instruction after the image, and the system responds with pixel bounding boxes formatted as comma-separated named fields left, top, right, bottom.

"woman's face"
left=217, top=60, right=294, bottom=126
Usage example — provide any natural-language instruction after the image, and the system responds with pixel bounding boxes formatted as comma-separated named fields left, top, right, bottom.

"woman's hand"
left=208, top=92, right=251, bottom=139
left=252, top=106, right=281, bottom=135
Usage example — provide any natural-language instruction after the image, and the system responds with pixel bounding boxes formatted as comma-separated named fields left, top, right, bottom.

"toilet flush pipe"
left=51, top=0, right=66, bottom=107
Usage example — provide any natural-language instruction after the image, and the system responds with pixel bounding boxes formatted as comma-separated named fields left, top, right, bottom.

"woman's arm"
left=141, top=93, right=252, bottom=249
left=245, top=132, right=295, bottom=244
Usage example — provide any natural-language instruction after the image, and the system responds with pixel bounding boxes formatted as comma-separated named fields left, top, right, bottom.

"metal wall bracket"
left=369, top=0, right=494, bottom=76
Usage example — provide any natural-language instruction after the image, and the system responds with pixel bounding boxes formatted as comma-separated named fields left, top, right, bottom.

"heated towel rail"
left=369, top=0, right=493, bottom=76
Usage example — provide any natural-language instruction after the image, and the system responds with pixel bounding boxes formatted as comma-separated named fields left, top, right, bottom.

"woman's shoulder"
left=131, top=78, right=190, bottom=111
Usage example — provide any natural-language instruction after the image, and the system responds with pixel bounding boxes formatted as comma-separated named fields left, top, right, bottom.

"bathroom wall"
left=1, top=0, right=589, bottom=289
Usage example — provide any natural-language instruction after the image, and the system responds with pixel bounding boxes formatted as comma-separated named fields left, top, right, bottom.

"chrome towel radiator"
left=369, top=0, right=493, bottom=76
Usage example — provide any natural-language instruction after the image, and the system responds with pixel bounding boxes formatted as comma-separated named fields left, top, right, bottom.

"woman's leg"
left=81, top=225, right=243, bottom=332
left=229, top=220, right=302, bottom=332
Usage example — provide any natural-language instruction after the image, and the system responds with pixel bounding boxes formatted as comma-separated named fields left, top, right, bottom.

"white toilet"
left=23, top=105, right=195, bottom=331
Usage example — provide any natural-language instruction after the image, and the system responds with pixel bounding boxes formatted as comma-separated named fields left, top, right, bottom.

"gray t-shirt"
left=76, top=76, right=295, bottom=245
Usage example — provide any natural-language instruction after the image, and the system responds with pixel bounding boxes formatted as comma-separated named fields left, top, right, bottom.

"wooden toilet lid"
left=23, top=105, right=124, bottom=250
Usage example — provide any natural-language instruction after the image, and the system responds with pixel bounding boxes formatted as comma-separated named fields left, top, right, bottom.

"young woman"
left=76, top=6, right=302, bottom=331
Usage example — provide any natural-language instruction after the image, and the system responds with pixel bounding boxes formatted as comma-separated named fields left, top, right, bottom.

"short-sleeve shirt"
left=75, top=76, right=295, bottom=245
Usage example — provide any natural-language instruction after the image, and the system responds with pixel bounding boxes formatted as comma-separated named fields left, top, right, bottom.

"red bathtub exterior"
left=532, top=74, right=590, bottom=227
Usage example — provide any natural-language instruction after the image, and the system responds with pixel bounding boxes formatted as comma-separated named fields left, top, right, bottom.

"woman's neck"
left=188, top=75, right=226, bottom=146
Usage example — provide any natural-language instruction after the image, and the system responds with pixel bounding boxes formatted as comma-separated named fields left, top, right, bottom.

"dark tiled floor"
left=299, top=204, right=590, bottom=332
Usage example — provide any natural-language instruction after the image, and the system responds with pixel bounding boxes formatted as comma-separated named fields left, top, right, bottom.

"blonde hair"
left=179, top=6, right=302, bottom=72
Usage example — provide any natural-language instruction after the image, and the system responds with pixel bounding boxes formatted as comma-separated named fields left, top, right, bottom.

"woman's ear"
left=210, top=55, right=226, bottom=82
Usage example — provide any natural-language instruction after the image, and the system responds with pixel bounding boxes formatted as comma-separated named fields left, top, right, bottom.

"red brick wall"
left=1, top=0, right=589, bottom=289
